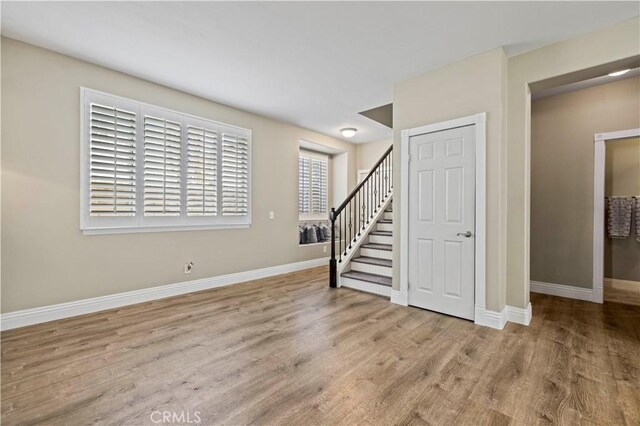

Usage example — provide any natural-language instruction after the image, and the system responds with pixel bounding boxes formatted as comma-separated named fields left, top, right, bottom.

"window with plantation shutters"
left=311, top=158, right=328, bottom=214
left=298, top=156, right=310, bottom=215
left=143, top=113, right=182, bottom=217
left=221, top=132, right=249, bottom=216
left=81, top=89, right=251, bottom=234
left=298, top=150, right=329, bottom=220
left=88, top=103, right=137, bottom=217
left=186, top=124, right=218, bottom=216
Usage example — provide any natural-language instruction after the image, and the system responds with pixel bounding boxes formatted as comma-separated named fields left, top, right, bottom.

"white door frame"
left=399, top=113, right=486, bottom=323
left=593, top=128, right=640, bottom=304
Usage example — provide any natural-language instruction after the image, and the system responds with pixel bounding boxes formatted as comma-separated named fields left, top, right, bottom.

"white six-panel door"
left=408, top=125, right=476, bottom=320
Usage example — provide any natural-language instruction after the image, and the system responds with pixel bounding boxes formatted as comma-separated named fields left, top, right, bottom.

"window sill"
left=82, top=223, right=251, bottom=236
left=299, top=216, right=329, bottom=222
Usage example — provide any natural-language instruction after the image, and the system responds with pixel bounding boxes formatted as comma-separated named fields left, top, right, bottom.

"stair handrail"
left=329, top=145, right=393, bottom=287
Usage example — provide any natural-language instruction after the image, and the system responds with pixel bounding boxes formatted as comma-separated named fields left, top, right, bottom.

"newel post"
left=329, top=208, right=337, bottom=288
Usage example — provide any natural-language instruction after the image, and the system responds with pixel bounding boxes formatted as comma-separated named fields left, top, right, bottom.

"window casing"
left=298, top=150, right=329, bottom=221
left=81, top=88, right=251, bottom=234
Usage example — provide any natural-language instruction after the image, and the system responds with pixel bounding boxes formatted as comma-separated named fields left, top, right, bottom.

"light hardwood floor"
left=2, top=266, right=639, bottom=425
left=604, top=279, right=640, bottom=306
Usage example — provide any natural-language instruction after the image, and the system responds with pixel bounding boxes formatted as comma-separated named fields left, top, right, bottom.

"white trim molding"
left=400, top=113, right=489, bottom=326
left=474, top=303, right=532, bottom=329
left=474, top=306, right=506, bottom=330
left=506, top=303, right=532, bottom=326
left=530, top=280, right=595, bottom=302
left=390, top=290, right=408, bottom=306
left=1, top=257, right=329, bottom=331
left=593, top=128, right=640, bottom=305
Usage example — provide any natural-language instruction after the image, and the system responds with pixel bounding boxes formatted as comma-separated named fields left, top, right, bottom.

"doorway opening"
left=529, top=66, right=639, bottom=304
left=594, top=130, right=640, bottom=306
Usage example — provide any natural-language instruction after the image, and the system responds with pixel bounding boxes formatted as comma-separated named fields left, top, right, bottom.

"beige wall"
left=531, top=78, right=640, bottom=288
left=506, top=16, right=640, bottom=308
left=393, top=48, right=508, bottom=312
left=605, top=137, right=640, bottom=282
left=1, top=38, right=357, bottom=313
left=356, top=139, right=392, bottom=172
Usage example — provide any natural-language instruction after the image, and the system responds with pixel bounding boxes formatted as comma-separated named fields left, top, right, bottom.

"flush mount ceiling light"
left=608, top=69, right=630, bottom=77
left=340, top=127, right=357, bottom=138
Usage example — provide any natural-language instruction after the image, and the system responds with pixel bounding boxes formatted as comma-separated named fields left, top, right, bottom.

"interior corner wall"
left=506, top=16, right=640, bottom=308
left=1, top=37, right=357, bottom=313
left=393, top=48, right=508, bottom=313
left=332, top=152, right=349, bottom=209
left=355, top=139, right=392, bottom=172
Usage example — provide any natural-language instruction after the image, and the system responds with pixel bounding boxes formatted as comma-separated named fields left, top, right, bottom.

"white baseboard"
left=1, top=257, right=329, bottom=331
left=474, top=305, right=506, bottom=330
left=530, top=280, right=595, bottom=302
left=474, top=303, right=531, bottom=329
left=390, top=290, right=408, bottom=306
left=506, top=303, right=532, bottom=326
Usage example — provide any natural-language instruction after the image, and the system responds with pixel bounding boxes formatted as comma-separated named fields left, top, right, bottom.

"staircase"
left=329, top=145, right=393, bottom=297
left=340, top=202, right=393, bottom=296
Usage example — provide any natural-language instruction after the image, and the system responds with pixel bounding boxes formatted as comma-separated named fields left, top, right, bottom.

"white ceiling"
left=2, top=2, right=638, bottom=143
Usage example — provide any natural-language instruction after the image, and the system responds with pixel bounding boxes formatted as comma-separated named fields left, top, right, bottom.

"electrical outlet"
left=323, top=245, right=327, bottom=254
left=184, top=261, right=194, bottom=274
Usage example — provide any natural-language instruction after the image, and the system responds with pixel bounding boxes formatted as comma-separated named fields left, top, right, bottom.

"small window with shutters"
left=298, top=150, right=329, bottom=221
left=142, top=109, right=183, bottom=220
left=186, top=123, right=218, bottom=217
left=221, top=131, right=250, bottom=216
left=80, top=88, right=251, bottom=234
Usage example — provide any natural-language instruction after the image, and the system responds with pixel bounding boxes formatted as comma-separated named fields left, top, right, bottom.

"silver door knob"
left=457, top=231, right=473, bottom=238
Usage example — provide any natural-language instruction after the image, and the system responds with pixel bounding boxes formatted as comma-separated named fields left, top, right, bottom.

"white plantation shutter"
left=81, top=89, right=251, bottom=233
left=221, top=132, right=249, bottom=216
left=298, top=156, right=310, bottom=214
left=298, top=151, right=328, bottom=219
left=143, top=114, right=182, bottom=217
left=187, top=125, right=218, bottom=216
left=88, top=103, right=137, bottom=217
left=311, top=158, right=328, bottom=214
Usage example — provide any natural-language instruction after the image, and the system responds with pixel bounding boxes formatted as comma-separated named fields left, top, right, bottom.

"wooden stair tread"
left=351, top=256, right=392, bottom=267
left=378, top=219, right=392, bottom=224
left=362, top=243, right=392, bottom=251
left=370, top=231, right=392, bottom=236
left=341, top=270, right=392, bottom=287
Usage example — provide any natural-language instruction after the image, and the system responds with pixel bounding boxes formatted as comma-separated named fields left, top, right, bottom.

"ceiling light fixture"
left=608, top=69, right=630, bottom=77
left=340, top=127, right=357, bottom=138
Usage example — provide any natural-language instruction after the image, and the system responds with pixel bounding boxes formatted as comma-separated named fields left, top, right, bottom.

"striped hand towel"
left=607, top=196, right=633, bottom=239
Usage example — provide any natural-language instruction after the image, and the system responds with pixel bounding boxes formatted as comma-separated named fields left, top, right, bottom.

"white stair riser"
left=350, top=261, right=392, bottom=277
left=340, top=277, right=391, bottom=297
left=377, top=223, right=393, bottom=232
left=360, top=247, right=392, bottom=260
left=369, top=234, right=393, bottom=245
left=384, top=212, right=393, bottom=220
